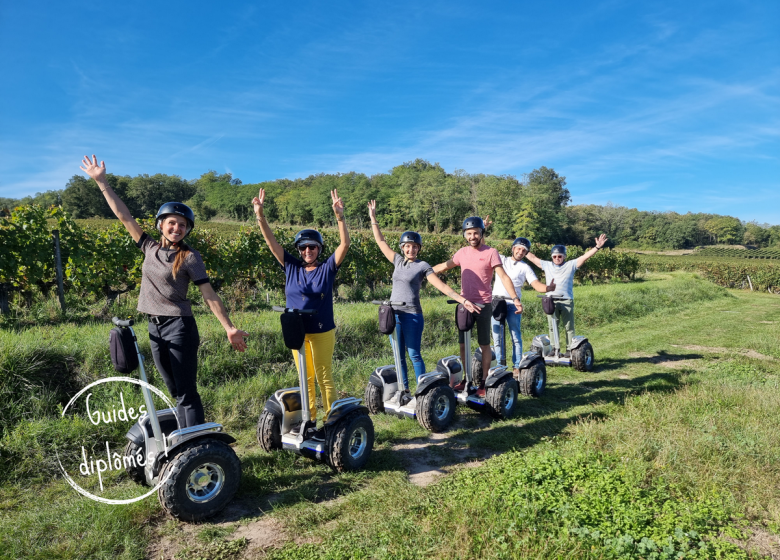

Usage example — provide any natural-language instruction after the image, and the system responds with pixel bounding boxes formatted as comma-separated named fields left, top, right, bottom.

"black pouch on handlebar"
left=280, top=313, right=306, bottom=350
left=455, top=304, right=475, bottom=332
left=541, top=296, right=556, bottom=315
left=378, top=305, right=396, bottom=335
left=491, top=298, right=508, bottom=322
left=109, top=327, right=139, bottom=373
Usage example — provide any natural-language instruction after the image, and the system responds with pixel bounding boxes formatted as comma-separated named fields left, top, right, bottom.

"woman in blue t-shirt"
left=367, top=201, right=478, bottom=395
left=253, top=188, right=349, bottom=438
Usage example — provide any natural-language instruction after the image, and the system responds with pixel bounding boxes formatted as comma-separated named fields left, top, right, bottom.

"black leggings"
left=148, top=316, right=204, bottom=428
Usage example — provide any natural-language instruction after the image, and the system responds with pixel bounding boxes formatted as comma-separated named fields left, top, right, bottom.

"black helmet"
left=551, top=244, right=567, bottom=257
left=156, top=202, right=195, bottom=235
left=512, top=237, right=531, bottom=251
left=294, top=229, right=324, bottom=251
left=399, top=231, right=422, bottom=249
left=462, top=216, right=485, bottom=233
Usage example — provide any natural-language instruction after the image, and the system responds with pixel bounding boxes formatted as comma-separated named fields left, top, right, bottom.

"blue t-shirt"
left=282, top=250, right=339, bottom=333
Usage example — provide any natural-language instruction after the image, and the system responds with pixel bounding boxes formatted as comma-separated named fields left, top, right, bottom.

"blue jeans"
left=389, top=312, right=425, bottom=388
left=491, top=303, right=523, bottom=368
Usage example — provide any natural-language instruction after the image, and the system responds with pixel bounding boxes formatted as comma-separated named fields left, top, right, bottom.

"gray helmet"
left=462, top=216, right=485, bottom=234
left=512, top=237, right=531, bottom=251
left=399, top=231, right=422, bottom=249
left=155, top=202, right=195, bottom=238
left=551, top=244, right=567, bottom=257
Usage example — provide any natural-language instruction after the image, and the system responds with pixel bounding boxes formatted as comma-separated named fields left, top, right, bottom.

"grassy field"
left=1, top=273, right=779, bottom=559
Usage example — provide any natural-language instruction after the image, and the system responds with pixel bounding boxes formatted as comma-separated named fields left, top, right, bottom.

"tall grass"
left=4, top=272, right=772, bottom=559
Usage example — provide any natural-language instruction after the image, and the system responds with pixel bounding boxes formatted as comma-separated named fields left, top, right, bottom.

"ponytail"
left=171, top=243, right=190, bottom=280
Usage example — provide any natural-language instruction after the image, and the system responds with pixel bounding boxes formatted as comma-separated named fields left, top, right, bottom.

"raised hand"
left=331, top=189, right=344, bottom=219
left=367, top=200, right=377, bottom=221
left=80, top=155, right=107, bottom=184
left=595, top=234, right=608, bottom=248
left=546, top=279, right=557, bottom=292
left=252, top=189, right=266, bottom=217
left=482, top=215, right=493, bottom=229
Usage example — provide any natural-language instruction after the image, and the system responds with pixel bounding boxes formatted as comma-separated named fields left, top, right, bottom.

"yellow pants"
left=292, top=329, right=337, bottom=421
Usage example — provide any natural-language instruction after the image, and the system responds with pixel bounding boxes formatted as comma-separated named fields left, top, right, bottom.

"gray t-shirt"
left=540, top=259, right=578, bottom=300
left=390, top=253, right=434, bottom=314
left=136, top=233, right=210, bottom=316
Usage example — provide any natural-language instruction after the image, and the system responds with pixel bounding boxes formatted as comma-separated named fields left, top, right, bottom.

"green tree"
left=704, top=216, right=744, bottom=245
left=62, top=174, right=133, bottom=218
left=743, top=222, right=770, bottom=247
left=127, top=174, right=196, bottom=216
left=514, top=167, right=570, bottom=243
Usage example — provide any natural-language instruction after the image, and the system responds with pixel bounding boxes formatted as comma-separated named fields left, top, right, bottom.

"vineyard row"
left=2, top=206, right=643, bottom=307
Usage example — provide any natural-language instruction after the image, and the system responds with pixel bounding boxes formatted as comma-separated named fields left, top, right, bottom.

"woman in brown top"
left=80, top=155, right=248, bottom=427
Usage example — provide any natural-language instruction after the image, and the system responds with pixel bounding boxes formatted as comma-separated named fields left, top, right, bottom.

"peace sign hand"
left=331, top=189, right=345, bottom=219
left=252, top=189, right=266, bottom=218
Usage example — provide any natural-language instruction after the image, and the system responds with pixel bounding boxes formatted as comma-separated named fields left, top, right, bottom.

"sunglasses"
left=552, top=254, right=565, bottom=258
left=299, top=245, right=319, bottom=251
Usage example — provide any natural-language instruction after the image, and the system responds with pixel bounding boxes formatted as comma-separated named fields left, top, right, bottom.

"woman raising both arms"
left=368, top=200, right=478, bottom=400
left=252, top=188, right=350, bottom=440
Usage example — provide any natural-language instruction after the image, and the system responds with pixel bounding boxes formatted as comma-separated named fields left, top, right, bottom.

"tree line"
left=3, top=159, right=778, bottom=249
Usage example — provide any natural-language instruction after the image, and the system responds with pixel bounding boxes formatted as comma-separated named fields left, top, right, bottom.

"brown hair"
left=171, top=243, right=190, bottom=280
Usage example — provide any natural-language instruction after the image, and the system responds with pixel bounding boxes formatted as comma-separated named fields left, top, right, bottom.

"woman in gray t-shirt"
left=368, top=201, right=478, bottom=389
left=80, top=155, right=249, bottom=427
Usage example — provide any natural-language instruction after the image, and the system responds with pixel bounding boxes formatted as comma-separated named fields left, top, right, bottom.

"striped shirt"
left=136, top=233, right=210, bottom=316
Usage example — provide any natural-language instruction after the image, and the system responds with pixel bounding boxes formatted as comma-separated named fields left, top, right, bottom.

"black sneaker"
left=562, top=351, right=571, bottom=358
left=306, top=425, right=326, bottom=441
left=294, top=420, right=316, bottom=437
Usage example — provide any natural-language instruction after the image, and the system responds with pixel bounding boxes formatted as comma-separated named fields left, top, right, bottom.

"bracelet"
left=371, top=222, right=379, bottom=225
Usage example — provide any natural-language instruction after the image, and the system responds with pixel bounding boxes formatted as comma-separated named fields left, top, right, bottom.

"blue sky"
left=1, top=1, right=778, bottom=223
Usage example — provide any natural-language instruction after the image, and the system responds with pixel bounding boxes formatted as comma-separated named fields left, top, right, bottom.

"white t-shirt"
left=540, top=260, right=578, bottom=300
left=492, top=255, right=538, bottom=300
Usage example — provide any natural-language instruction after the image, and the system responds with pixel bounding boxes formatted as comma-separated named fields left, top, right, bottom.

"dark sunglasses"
left=299, top=245, right=319, bottom=251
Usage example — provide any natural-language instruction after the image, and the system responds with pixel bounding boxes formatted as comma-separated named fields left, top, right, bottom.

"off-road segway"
left=531, top=295, right=594, bottom=371
left=114, top=317, right=241, bottom=521
left=364, top=301, right=456, bottom=432
left=491, top=298, right=547, bottom=397
left=257, top=306, right=374, bottom=472
left=434, top=301, right=519, bottom=419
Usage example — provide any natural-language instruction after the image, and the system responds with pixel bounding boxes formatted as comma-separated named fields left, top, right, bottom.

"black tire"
left=416, top=385, right=456, bottom=432
left=123, top=439, right=147, bottom=486
left=517, top=361, right=546, bottom=398
left=364, top=383, right=385, bottom=414
left=485, top=377, right=518, bottom=419
left=571, top=342, right=594, bottom=372
left=327, top=412, right=374, bottom=472
left=157, top=439, right=241, bottom=522
left=256, top=409, right=282, bottom=452
left=471, top=354, right=484, bottom=386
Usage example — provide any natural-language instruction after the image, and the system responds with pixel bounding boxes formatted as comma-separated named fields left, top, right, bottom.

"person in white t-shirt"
left=491, top=237, right=555, bottom=376
left=525, top=234, right=608, bottom=356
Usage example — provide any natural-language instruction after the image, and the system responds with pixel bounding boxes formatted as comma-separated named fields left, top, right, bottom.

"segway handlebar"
left=370, top=300, right=406, bottom=306
left=271, top=306, right=317, bottom=314
left=112, top=316, right=135, bottom=327
left=446, top=300, right=485, bottom=309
